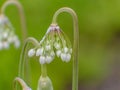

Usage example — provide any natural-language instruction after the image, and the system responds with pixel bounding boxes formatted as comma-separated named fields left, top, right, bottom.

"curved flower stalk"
left=13, top=77, right=31, bottom=90
left=14, top=7, right=79, bottom=90
left=52, top=7, right=79, bottom=90
left=0, top=0, right=27, bottom=50
left=17, top=37, right=53, bottom=90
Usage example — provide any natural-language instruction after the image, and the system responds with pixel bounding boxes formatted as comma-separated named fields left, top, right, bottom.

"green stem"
left=1, top=0, right=27, bottom=43
left=19, top=37, right=39, bottom=82
left=13, top=77, right=31, bottom=90
left=52, top=7, right=79, bottom=90
left=19, top=37, right=48, bottom=89
left=41, top=64, right=47, bottom=77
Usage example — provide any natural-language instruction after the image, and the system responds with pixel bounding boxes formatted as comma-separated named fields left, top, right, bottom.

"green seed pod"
left=37, top=76, right=53, bottom=90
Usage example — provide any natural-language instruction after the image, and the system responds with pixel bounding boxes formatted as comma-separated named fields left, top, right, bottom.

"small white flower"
left=56, top=50, right=61, bottom=57
left=60, top=53, right=67, bottom=62
left=54, top=42, right=61, bottom=49
left=13, top=35, right=18, bottom=41
left=3, top=32, right=8, bottom=39
left=3, top=41, right=9, bottom=49
left=60, top=53, right=71, bottom=62
left=65, top=53, right=71, bottom=62
left=8, top=36, right=13, bottom=43
left=36, top=48, right=44, bottom=56
left=50, top=51, right=55, bottom=57
left=39, top=56, right=46, bottom=64
left=45, top=45, right=51, bottom=51
left=28, top=49, right=35, bottom=57
left=46, top=56, right=53, bottom=64
left=64, top=47, right=68, bottom=53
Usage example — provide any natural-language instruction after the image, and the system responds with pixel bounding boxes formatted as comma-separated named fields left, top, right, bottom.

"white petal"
left=50, top=51, right=55, bottom=57
left=56, top=50, right=61, bottom=57
left=65, top=54, right=71, bottom=62
left=8, top=36, right=13, bottom=43
left=46, top=56, right=53, bottom=64
left=60, top=53, right=67, bottom=62
left=13, top=35, right=19, bottom=41
left=54, top=42, right=60, bottom=49
left=36, top=48, right=44, bottom=56
left=3, top=32, right=8, bottom=38
left=3, top=41, right=9, bottom=49
left=28, top=49, right=35, bottom=57
left=64, top=47, right=68, bottom=53
left=45, top=45, right=51, bottom=51
left=39, top=56, right=46, bottom=64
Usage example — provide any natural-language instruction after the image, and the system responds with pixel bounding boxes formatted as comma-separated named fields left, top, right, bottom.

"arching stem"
left=52, top=7, right=79, bottom=90
left=19, top=37, right=47, bottom=83
left=1, top=0, right=27, bottom=42
left=13, top=77, right=31, bottom=90
left=19, top=37, right=39, bottom=79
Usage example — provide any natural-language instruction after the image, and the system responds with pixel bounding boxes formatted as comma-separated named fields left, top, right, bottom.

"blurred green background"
left=1, top=0, right=120, bottom=90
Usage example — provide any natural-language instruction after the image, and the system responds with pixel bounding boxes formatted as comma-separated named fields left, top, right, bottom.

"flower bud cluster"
left=28, top=24, right=72, bottom=64
left=0, top=15, right=20, bottom=50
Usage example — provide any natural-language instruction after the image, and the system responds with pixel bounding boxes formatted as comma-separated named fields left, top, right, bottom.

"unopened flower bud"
left=46, top=56, right=53, bottom=64
left=28, top=49, right=35, bottom=57
left=3, top=41, right=9, bottom=49
left=65, top=53, right=71, bottom=62
left=45, top=45, right=51, bottom=51
left=64, top=47, right=68, bottom=53
left=39, top=56, right=46, bottom=64
left=54, top=42, right=61, bottom=49
left=56, top=50, right=61, bottom=57
left=36, top=48, right=44, bottom=56
left=61, top=53, right=67, bottom=61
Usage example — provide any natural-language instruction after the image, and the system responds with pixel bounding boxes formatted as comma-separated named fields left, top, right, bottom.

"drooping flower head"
left=0, top=14, right=20, bottom=50
left=28, top=24, right=72, bottom=64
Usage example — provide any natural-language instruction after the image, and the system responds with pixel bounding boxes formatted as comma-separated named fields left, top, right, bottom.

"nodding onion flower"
left=28, top=24, right=72, bottom=64
left=0, top=14, right=20, bottom=50
left=14, top=7, right=79, bottom=90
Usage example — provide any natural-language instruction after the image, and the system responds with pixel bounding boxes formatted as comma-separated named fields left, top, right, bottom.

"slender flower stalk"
left=13, top=77, right=31, bottom=90
left=19, top=37, right=39, bottom=80
left=18, top=37, right=52, bottom=90
left=1, top=0, right=27, bottom=42
left=52, top=7, right=79, bottom=90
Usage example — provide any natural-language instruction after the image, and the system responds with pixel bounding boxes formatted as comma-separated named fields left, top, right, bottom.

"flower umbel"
left=28, top=24, right=72, bottom=64
left=0, top=14, right=20, bottom=50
